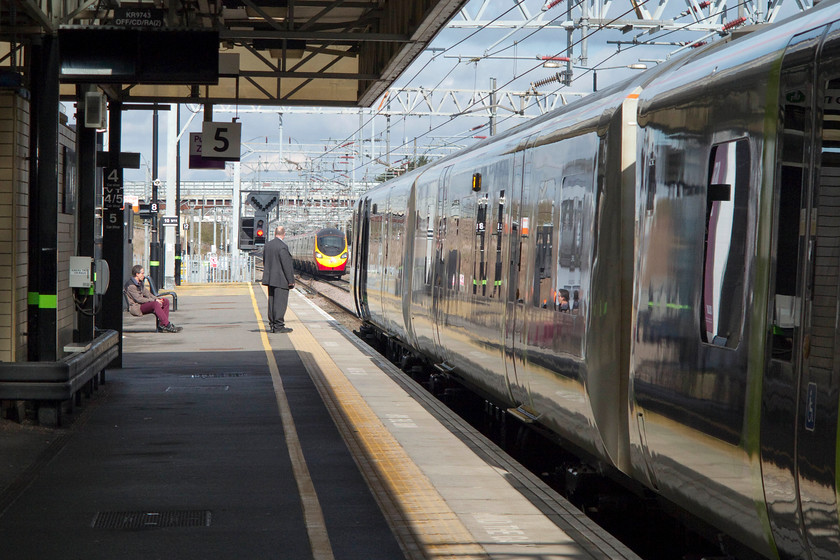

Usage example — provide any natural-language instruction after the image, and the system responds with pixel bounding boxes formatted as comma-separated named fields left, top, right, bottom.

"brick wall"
left=0, top=96, right=78, bottom=361
left=0, top=92, right=30, bottom=362
left=57, top=118, right=77, bottom=354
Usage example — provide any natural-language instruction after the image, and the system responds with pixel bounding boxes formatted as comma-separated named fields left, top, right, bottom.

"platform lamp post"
left=149, top=102, right=163, bottom=289
left=149, top=178, right=162, bottom=289
left=175, top=104, right=182, bottom=286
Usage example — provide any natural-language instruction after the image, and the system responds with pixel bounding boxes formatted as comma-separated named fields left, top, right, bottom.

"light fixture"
left=540, top=55, right=569, bottom=69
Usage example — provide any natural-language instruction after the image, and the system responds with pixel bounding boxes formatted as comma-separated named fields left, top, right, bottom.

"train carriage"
left=351, top=2, right=840, bottom=558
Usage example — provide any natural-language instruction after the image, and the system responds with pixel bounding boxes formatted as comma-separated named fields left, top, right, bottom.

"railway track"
left=294, top=274, right=358, bottom=326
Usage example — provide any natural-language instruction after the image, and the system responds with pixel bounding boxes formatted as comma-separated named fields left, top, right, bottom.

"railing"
left=182, top=253, right=257, bottom=283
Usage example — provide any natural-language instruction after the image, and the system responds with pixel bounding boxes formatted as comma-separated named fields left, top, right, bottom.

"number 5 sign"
left=201, top=121, right=242, bottom=161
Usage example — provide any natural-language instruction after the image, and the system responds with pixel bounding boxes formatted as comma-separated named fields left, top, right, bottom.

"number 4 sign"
left=201, top=121, right=242, bottom=161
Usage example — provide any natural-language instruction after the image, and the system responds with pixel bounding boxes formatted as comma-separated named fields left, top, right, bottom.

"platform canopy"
left=0, top=0, right=468, bottom=107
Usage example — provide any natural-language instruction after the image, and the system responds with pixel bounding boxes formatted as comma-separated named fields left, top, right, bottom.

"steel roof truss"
left=238, top=0, right=285, bottom=31
left=298, top=0, right=349, bottom=31
left=18, top=0, right=54, bottom=31
left=282, top=51, right=344, bottom=100
left=244, top=75, right=277, bottom=100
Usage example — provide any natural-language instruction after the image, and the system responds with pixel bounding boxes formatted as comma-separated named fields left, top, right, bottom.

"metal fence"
left=182, top=253, right=257, bottom=283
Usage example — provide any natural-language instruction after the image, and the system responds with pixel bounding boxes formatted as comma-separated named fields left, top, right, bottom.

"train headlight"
left=315, top=252, right=324, bottom=258
left=341, top=252, right=348, bottom=259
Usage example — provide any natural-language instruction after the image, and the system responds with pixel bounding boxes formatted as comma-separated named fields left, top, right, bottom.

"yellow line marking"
left=247, top=284, right=335, bottom=560
left=281, top=292, right=488, bottom=560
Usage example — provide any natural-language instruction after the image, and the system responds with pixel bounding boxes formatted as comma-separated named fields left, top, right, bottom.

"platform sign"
left=137, top=201, right=159, bottom=220
left=189, top=132, right=225, bottom=169
left=201, top=121, right=242, bottom=161
left=103, top=167, right=123, bottom=231
left=161, top=216, right=178, bottom=227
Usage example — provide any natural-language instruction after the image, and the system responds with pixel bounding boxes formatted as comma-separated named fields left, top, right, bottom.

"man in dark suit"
left=261, top=225, right=296, bottom=333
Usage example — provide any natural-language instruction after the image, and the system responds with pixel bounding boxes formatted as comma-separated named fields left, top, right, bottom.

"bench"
left=123, top=280, right=177, bottom=331
left=144, top=276, right=177, bottom=310
left=122, top=289, right=158, bottom=331
left=0, top=330, right=118, bottom=425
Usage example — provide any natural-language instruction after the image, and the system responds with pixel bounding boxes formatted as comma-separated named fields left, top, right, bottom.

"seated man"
left=124, top=265, right=182, bottom=333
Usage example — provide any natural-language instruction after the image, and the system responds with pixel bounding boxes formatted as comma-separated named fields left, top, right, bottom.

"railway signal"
left=254, top=218, right=266, bottom=246
left=238, top=216, right=255, bottom=251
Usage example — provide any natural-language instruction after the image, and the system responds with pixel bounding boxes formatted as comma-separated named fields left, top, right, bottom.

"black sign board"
left=59, top=28, right=219, bottom=84
left=103, top=167, right=124, bottom=231
left=137, top=201, right=159, bottom=220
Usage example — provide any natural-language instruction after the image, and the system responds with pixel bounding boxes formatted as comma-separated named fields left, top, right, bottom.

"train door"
left=762, top=24, right=840, bottom=559
left=353, top=197, right=371, bottom=319
left=432, top=166, right=452, bottom=359
left=504, top=138, right=535, bottom=409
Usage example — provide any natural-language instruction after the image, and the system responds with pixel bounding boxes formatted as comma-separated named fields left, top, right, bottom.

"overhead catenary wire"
left=301, top=0, right=753, bottom=186
left=307, top=0, right=584, bottom=174
left=435, top=1, right=751, bottom=152
left=329, top=0, right=647, bottom=176
left=351, top=0, right=755, bottom=173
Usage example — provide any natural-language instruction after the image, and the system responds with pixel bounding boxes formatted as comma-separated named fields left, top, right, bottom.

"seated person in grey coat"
left=124, top=265, right=182, bottom=333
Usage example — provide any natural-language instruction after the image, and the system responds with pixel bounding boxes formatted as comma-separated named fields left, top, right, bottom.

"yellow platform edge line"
left=247, top=284, right=335, bottom=560
left=277, top=292, right=489, bottom=560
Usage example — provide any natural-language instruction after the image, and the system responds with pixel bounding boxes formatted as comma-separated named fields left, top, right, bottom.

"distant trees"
left=375, top=155, right=434, bottom=183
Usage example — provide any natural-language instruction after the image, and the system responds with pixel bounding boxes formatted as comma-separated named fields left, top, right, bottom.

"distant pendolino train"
left=287, top=227, right=348, bottom=278
left=349, top=2, right=840, bottom=558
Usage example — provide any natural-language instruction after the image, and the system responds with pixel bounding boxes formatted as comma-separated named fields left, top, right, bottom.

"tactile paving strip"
left=284, top=308, right=489, bottom=560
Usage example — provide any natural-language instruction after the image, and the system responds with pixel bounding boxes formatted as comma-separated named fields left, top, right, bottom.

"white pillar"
left=164, top=105, right=177, bottom=289
left=232, top=162, right=241, bottom=279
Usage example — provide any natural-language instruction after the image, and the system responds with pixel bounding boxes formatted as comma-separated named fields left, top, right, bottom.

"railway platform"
left=0, top=283, right=640, bottom=560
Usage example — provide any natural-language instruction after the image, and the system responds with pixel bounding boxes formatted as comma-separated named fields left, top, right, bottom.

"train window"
left=492, top=190, right=505, bottom=297
left=447, top=196, right=472, bottom=293
left=423, top=204, right=435, bottom=287
left=533, top=180, right=555, bottom=308
left=770, top=90, right=810, bottom=361
left=701, top=139, right=749, bottom=348
left=645, top=155, right=656, bottom=214
left=474, top=195, right=488, bottom=295
left=317, top=233, right=345, bottom=256
left=554, top=174, right=587, bottom=312
left=558, top=176, right=585, bottom=274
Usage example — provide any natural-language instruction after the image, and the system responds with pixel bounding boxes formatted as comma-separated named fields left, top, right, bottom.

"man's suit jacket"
left=262, top=236, right=294, bottom=289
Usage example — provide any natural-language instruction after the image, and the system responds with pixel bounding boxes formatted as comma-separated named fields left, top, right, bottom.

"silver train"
left=349, top=1, right=840, bottom=557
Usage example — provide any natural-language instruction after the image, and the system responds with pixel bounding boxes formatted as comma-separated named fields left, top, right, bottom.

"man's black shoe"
left=277, top=327, right=293, bottom=333
left=159, top=323, right=182, bottom=333
left=270, top=326, right=276, bottom=333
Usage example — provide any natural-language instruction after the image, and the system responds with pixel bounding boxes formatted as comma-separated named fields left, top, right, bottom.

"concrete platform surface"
left=0, top=283, right=640, bottom=560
